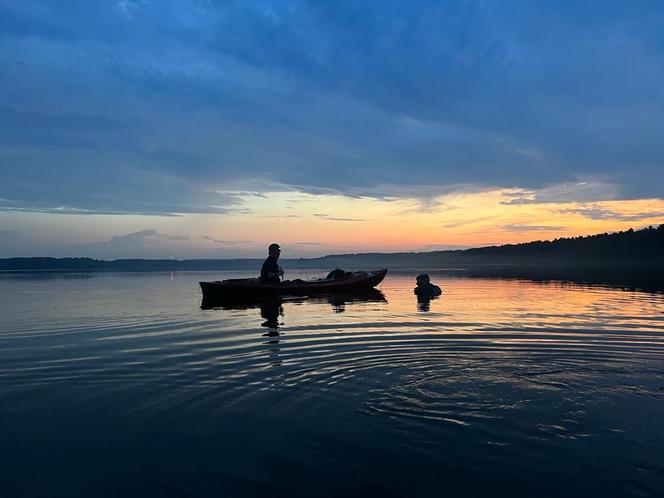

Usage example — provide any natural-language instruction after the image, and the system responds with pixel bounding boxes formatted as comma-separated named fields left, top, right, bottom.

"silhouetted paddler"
left=260, top=243, right=284, bottom=282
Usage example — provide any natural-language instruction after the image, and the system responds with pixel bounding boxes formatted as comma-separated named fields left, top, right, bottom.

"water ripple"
left=1, top=272, right=663, bottom=495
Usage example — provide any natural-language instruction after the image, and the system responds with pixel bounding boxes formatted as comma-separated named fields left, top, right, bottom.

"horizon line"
left=2, top=225, right=661, bottom=262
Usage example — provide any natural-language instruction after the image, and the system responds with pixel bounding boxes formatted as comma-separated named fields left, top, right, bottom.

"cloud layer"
left=1, top=0, right=663, bottom=216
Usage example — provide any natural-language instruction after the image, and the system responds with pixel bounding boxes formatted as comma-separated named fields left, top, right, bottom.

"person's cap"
left=416, top=273, right=430, bottom=283
left=268, top=243, right=281, bottom=251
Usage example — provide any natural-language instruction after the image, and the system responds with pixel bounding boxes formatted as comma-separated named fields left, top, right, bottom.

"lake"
left=1, top=271, right=663, bottom=497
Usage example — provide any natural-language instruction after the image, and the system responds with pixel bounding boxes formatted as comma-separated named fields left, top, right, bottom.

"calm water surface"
left=1, top=271, right=663, bottom=497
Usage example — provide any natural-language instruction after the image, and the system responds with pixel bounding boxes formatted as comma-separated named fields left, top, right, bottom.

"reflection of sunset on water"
left=248, top=273, right=664, bottom=349
left=2, top=270, right=663, bottom=496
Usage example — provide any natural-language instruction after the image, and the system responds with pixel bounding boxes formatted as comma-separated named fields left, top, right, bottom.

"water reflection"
left=418, top=264, right=664, bottom=294
left=2, top=272, right=664, bottom=497
left=201, top=289, right=387, bottom=339
left=259, top=297, right=283, bottom=331
left=416, top=293, right=440, bottom=312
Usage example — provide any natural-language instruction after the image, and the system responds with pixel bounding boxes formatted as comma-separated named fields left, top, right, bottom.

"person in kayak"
left=260, top=243, right=284, bottom=282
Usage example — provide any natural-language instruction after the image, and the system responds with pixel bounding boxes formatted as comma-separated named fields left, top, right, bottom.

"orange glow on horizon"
left=197, top=189, right=664, bottom=254
left=2, top=187, right=662, bottom=258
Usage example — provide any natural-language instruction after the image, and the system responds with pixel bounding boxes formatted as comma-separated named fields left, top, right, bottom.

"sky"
left=1, top=0, right=663, bottom=259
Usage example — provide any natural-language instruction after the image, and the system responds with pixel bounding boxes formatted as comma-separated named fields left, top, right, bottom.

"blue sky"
left=1, top=1, right=663, bottom=258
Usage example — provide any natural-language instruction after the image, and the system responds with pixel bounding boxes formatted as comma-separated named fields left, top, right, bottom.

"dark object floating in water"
left=200, top=269, right=388, bottom=301
left=414, top=273, right=442, bottom=297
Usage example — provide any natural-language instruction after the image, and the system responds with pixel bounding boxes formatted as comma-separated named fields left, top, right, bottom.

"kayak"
left=200, top=269, right=387, bottom=300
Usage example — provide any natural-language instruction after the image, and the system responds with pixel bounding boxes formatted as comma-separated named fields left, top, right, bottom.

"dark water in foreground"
left=1, top=271, right=663, bottom=497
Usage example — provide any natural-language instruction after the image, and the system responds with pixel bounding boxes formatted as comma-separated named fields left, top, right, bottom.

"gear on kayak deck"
left=326, top=268, right=351, bottom=280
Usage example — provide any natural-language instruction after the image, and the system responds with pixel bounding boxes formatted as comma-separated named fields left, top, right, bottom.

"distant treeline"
left=1, top=225, right=663, bottom=271
left=306, top=224, right=664, bottom=268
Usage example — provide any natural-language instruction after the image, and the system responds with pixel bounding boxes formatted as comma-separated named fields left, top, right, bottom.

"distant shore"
left=1, top=258, right=662, bottom=272
left=2, top=225, right=663, bottom=271
left=1, top=225, right=662, bottom=293
left=2, top=261, right=663, bottom=294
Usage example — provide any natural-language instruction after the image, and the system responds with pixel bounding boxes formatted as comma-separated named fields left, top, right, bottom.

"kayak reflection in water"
left=260, top=243, right=284, bottom=282
left=201, top=291, right=386, bottom=332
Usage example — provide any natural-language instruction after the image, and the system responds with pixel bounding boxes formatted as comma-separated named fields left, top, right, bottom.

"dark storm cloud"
left=1, top=0, right=663, bottom=214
